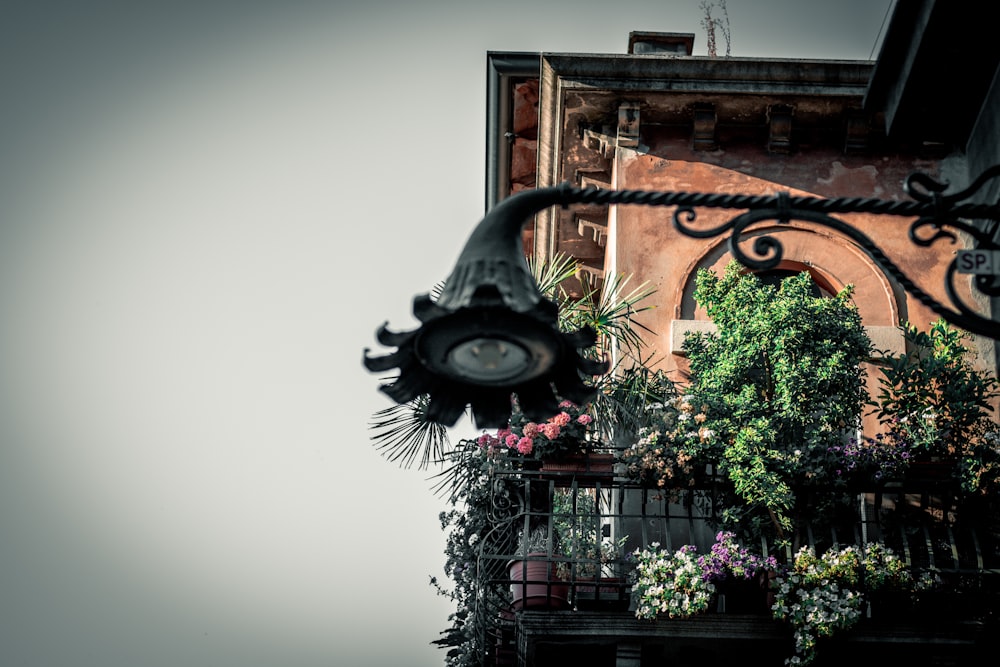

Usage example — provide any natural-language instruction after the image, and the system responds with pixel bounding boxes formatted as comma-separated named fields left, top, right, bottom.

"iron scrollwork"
left=553, top=165, right=1000, bottom=341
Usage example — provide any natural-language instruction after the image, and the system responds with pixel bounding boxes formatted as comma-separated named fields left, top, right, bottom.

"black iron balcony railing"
left=469, top=457, right=1000, bottom=667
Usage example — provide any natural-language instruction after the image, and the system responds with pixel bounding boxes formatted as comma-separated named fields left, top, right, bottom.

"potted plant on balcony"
left=699, top=530, right=778, bottom=613
left=631, top=531, right=778, bottom=620
left=477, top=397, right=612, bottom=478
left=770, top=542, right=917, bottom=666
left=559, top=528, right=629, bottom=609
left=680, top=263, right=873, bottom=544
left=507, top=522, right=571, bottom=610
left=632, top=541, right=717, bottom=619
left=619, top=389, right=718, bottom=495
left=870, top=318, right=1000, bottom=498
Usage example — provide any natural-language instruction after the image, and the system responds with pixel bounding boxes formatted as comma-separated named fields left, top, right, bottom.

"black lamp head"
left=363, top=187, right=608, bottom=428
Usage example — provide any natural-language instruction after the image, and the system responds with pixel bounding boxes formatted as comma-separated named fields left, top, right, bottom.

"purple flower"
left=697, top=531, right=776, bottom=584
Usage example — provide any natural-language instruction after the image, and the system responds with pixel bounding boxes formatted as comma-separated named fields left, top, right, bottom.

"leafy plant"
left=682, top=263, right=873, bottom=538
left=871, top=319, right=1000, bottom=494
left=827, top=430, right=913, bottom=485
left=563, top=269, right=656, bottom=362
left=590, top=361, right=677, bottom=447
left=698, top=530, right=777, bottom=584
left=368, top=396, right=450, bottom=470
left=430, top=439, right=520, bottom=667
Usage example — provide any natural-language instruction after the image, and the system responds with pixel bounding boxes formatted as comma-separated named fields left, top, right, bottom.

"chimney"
left=627, top=32, right=695, bottom=56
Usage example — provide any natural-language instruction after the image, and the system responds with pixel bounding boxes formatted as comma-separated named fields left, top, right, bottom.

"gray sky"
left=0, top=2, right=892, bottom=665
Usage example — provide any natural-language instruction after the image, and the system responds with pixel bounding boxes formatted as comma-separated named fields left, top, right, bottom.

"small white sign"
left=957, top=249, right=1000, bottom=275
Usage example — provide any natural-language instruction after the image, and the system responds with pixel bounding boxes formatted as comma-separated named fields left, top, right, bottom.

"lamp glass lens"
left=446, top=337, right=532, bottom=382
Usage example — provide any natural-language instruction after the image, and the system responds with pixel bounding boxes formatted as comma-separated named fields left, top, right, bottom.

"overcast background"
left=0, top=2, right=893, bottom=665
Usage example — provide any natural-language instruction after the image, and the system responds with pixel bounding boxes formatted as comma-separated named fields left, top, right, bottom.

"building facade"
left=466, top=3, right=1000, bottom=666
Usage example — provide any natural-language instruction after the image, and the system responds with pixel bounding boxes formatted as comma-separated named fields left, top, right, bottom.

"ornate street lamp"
left=365, top=167, right=1000, bottom=427
left=363, top=188, right=608, bottom=428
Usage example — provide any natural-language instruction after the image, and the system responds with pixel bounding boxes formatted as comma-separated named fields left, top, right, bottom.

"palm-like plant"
left=565, top=269, right=657, bottom=362
left=368, top=396, right=451, bottom=470
left=560, top=266, right=663, bottom=445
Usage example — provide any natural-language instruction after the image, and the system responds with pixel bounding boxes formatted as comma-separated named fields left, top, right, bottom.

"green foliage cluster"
left=682, top=263, right=872, bottom=536
left=430, top=441, right=518, bottom=667
left=872, top=318, right=1000, bottom=494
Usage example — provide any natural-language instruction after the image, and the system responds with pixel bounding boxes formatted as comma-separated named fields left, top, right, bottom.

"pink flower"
left=558, top=400, right=576, bottom=409
left=516, top=437, right=534, bottom=455
left=476, top=434, right=495, bottom=449
left=540, top=423, right=561, bottom=439
left=552, top=412, right=572, bottom=427
left=523, top=422, right=540, bottom=438
left=505, top=433, right=520, bottom=448
left=576, top=414, right=593, bottom=425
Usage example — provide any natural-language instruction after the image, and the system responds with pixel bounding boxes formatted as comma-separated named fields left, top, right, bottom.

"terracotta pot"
left=508, top=555, right=570, bottom=609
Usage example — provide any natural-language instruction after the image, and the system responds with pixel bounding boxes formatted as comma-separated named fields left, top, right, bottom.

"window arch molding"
left=670, top=224, right=905, bottom=356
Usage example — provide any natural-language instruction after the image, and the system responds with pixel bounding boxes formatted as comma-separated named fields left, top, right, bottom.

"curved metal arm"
left=538, top=167, right=1000, bottom=340
left=365, top=166, right=1000, bottom=428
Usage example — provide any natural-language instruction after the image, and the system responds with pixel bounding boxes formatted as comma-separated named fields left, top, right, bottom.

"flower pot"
left=541, top=453, right=615, bottom=487
left=864, top=590, right=918, bottom=623
left=714, top=573, right=771, bottom=614
left=902, top=459, right=958, bottom=496
left=508, top=555, right=570, bottom=609
left=573, top=576, right=629, bottom=610
left=906, top=459, right=954, bottom=482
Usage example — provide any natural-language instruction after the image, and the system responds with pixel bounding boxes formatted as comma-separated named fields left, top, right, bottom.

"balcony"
left=469, top=455, right=1000, bottom=667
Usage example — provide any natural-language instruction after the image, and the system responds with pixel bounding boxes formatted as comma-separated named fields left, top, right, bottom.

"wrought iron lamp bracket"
left=365, top=166, right=1000, bottom=427
left=549, top=164, right=1000, bottom=341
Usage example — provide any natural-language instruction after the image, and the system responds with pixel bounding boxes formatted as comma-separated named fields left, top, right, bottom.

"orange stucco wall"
left=604, top=136, right=998, bottom=433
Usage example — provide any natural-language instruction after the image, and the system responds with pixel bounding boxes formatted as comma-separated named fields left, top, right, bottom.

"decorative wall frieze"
left=576, top=264, right=606, bottom=291
left=618, top=102, right=640, bottom=148
left=844, top=110, right=870, bottom=154
left=575, top=169, right=612, bottom=190
left=691, top=103, right=718, bottom=151
left=582, top=125, right=617, bottom=159
left=576, top=208, right=609, bottom=247
left=581, top=102, right=641, bottom=158
left=767, top=104, right=794, bottom=154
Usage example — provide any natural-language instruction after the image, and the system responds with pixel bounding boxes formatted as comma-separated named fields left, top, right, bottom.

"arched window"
left=753, top=266, right=831, bottom=299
